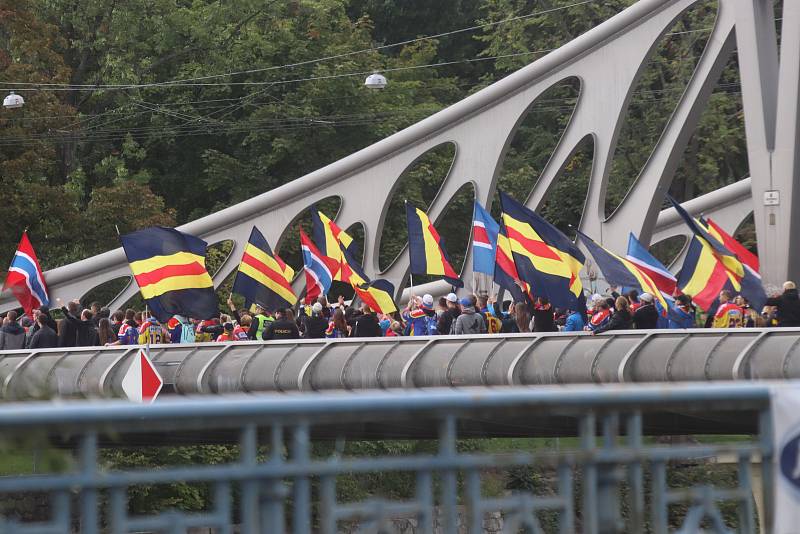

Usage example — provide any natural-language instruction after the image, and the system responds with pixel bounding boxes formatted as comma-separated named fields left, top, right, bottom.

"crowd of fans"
left=1, top=281, right=799, bottom=350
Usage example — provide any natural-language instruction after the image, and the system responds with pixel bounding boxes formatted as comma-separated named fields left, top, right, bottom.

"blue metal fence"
left=0, top=383, right=777, bottom=533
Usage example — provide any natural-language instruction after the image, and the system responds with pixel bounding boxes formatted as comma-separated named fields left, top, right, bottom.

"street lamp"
left=3, top=91, right=24, bottom=109
left=364, top=72, right=387, bottom=90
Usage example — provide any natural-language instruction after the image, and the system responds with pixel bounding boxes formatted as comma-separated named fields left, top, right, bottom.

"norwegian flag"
left=300, top=229, right=334, bottom=304
left=3, top=231, right=50, bottom=318
left=625, top=233, right=678, bottom=296
left=472, top=202, right=499, bottom=275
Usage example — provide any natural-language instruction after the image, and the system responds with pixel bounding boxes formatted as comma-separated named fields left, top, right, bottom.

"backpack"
left=179, top=322, right=196, bottom=344
left=486, top=314, right=502, bottom=334
left=423, top=315, right=438, bottom=336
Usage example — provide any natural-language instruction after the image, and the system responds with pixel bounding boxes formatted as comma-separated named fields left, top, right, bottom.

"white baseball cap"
left=445, top=293, right=458, bottom=303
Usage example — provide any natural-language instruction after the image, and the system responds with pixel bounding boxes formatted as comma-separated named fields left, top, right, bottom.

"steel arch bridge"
left=2, top=0, right=797, bottom=312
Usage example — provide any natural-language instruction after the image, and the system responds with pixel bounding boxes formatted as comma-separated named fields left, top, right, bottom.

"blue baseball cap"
left=459, top=297, right=472, bottom=307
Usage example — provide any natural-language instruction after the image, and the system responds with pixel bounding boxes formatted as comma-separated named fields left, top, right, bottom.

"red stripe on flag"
left=505, top=226, right=561, bottom=261
left=472, top=226, right=490, bottom=245
left=242, top=252, right=294, bottom=291
left=134, top=262, right=208, bottom=288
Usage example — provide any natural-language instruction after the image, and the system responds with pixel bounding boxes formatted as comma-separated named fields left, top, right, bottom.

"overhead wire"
left=0, top=11, right=747, bottom=147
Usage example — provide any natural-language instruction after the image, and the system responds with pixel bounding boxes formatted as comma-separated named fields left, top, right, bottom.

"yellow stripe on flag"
left=416, top=207, right=447, bottom=276
left=239, top=262, right=298, bottom=305
left=503, top=215, right=573, bottom=278
left=139, top=274, right=213, bottom=299
left=244, top=244, right=292, bottom=283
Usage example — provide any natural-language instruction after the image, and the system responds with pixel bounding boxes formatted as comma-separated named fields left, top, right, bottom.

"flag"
left=578, top=232, right=669, bottom=314
left=625, top=233, right=678, bottom=296
left=668, top=197, right=765, bottom=310
left=701, top=218, right=765, bottom=310
left=2, top=231, right=49, bottom=318
left=405, top=201, right=463, bottom=287
left=300, top=229, right=334, bottom=305
left=472, top=202, right=500, bottom=275
left=677, top=236, right=733, bottom=311
left=339, top=242, right=397, bottom=314
left=311, top=209, right=357, bottom=280
left=232, top=226, right=297, bottom=311
left=498, top=191, right=584, bottom=310
left=494, top=222, right=528, bottom=302
left=666, top=195, right=744, bottom=279
left=273, top=252, right=295, bottom=283
left=120, top=227, right=218, bottom=322
left=705, top=218, right=759, bottom=273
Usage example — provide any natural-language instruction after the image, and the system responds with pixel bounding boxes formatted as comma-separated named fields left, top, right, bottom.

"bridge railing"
left=3, top=328, right=800, bottom=401
left=0, top=383, right=775, bottom=533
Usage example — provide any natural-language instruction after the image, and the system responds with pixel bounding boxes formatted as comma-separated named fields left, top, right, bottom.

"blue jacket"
left=403, top=309, right=437, bottom=336
left=564, top=311, right=586, bottom=332
left=668, top=307, right=695, bottom=329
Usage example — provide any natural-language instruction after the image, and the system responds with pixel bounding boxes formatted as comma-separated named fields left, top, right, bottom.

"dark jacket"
left=29, top=324, right=58, bottom=349
left=633, top=303, right=659, bottom=329
left=594, top=309, right=632, bottom=334
left=262, top=319, right=300, bottom=340
left=531, top=307, right=557, bottom=333
left=0, top=323, right=27, bottom=350
left=59, top=307, right=80, bottom=347
left=75, top=319, right=99, bottom=347
left=351, top=313, right=382, bottom=338
left=765, top=289, right=800, bottom=327
left=437, top=307, right=460, bottom=336
left=302, top=315, right=328, bottom=339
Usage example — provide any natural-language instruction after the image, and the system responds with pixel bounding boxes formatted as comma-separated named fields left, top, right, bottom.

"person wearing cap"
left=301, top=302, right=328, bottom=339
left=403, top=294, right=437, bottom=336
left=633, top=292, right=659, bottom=329
left=248, top=304, right=274, bottom=340
left=438, top=292, right=461, bottom=335
left=453, top=295, right=487, bottom=335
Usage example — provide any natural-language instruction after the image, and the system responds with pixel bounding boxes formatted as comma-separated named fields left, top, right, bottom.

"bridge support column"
left=736, top=0, right=800, bottom=286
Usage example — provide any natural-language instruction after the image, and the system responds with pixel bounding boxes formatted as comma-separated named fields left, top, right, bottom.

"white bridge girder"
left=0, top=0, right=797, bottom=313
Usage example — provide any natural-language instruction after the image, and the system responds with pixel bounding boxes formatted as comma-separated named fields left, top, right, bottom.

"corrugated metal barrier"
left=1, top=329, right=799, bottom=400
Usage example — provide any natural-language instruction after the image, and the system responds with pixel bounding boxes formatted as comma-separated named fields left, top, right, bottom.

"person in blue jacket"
left=563, top=308, right=586, bottom=332
left=668, top=294, right=696, bottom=329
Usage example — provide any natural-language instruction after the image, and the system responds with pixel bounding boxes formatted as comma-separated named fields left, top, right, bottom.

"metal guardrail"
left=2, top=328, right=800, bottom=401
left=0, top=383, right=776, bottom=533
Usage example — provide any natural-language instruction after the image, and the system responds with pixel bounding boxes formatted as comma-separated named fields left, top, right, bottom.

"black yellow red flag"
left=120, top=227, right=218, bottom=322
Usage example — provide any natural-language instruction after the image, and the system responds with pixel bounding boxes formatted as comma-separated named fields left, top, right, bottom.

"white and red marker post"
left=121, top=348, right=163, bottom=403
